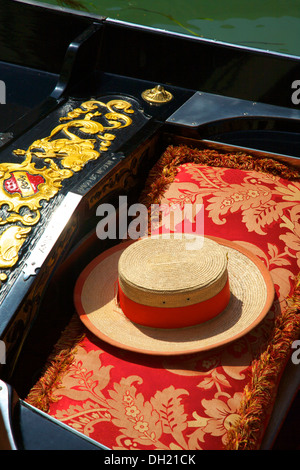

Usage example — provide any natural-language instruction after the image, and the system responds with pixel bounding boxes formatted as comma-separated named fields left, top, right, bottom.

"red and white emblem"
left=4, top=171, right=45, bottom=197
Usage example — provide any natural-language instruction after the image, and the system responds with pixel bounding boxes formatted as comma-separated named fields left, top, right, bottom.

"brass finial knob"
left=141, top=85, right=173, bottom=105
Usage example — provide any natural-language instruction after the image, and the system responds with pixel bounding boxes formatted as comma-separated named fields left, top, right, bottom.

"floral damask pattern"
left=49, top=339, right=250, bottom=450
left=33, top=161, right=300, bottom=450
left=161, top=164, right=300, bottom=303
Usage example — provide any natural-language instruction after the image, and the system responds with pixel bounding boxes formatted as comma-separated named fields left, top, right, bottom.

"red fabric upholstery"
left=27, top=151, right=300, bottom=450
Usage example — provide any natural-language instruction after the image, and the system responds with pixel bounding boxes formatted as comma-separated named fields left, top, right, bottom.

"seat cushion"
left=26, top=144, right=300, bottom=450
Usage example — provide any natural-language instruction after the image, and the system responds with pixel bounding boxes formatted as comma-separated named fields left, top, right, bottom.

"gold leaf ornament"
left=0, top=99, right=135, bottom=279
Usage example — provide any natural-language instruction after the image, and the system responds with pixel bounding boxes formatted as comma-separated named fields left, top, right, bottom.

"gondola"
left=0, top=0, right=299, bottom=451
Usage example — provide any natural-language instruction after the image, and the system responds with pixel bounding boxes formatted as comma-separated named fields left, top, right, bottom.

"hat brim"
left=74, top=236, right=274, bottom=356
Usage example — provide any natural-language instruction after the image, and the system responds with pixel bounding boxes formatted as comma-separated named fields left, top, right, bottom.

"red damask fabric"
left=27, top=152, right=300, bottom=450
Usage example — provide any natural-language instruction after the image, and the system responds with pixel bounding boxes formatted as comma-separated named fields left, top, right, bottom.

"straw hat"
left=74, top=235, right=274, bottom=355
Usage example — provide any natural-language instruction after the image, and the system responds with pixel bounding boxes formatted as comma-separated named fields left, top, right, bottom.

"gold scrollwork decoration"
left=0, top=99, right=135, bottom=282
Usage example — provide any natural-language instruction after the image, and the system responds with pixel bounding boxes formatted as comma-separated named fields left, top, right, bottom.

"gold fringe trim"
left=26, top=315, right=85, bottom=413
left=140, top=144, right=299, bottom=204
left=225, top=273, right=300, bottom=450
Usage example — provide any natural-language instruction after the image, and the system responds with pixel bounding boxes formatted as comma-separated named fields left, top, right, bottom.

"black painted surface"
left=0, top=0, right=298, bottom=451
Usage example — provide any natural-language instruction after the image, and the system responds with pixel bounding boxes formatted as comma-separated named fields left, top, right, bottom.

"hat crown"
left=118, top=235, right=228, bottom=308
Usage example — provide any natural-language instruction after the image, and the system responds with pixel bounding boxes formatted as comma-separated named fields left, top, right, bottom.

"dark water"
left=35, top=0, right=300, bottom=57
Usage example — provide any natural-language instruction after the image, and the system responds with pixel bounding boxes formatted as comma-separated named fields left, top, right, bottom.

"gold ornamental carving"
left=0, top=99, right=134, bottom=282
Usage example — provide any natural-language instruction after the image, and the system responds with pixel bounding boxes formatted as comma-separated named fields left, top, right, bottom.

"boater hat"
left=74, top=235, right=274, bottom=356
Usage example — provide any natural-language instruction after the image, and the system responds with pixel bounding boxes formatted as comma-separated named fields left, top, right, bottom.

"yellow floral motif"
left=232, top=193, right=244, bottom=202
left=123, top=392, right=134, bottom=405
left=247, top=189, right=260, bottom=198
left=134, top=420, right=149, bottom=433
left=275, top=182, right=300, bottom=201
left=201, top=393, right=243, bottom=445
left=222, top=198, right=232, bottom=207
left=125, top=405, right=140, bottom=418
